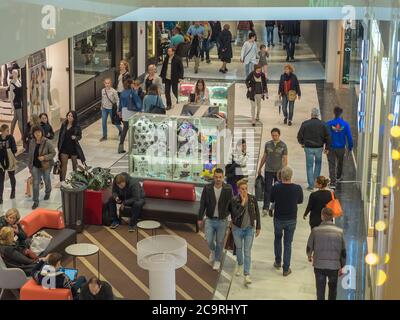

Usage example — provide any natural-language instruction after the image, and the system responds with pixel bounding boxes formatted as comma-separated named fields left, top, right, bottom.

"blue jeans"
left=284, top=35, right=299, bottom=59
left=201, top=38, right=210, bottom=60
left=245, top=62, right=254, bottom=78
left=266, top=26, right=274, bottom=45
left=282, top=94, right=295, bottom=121
left=273, top=219, right=297, bottom=272
left=208, top=39, right=219, bottom=53
left=102, top=108, right=121, bottom=138
left=32, top=166, right=51, bottom=203
left=204, top=218, right=228, bottom=262
left=232, top=225, right=255, bottom=275
left=304, top=147, right=323, bottom=189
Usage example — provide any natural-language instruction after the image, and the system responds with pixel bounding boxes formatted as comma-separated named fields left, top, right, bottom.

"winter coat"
left=57, top=122, right=86, bottom=163
left=28, top=137, right=56, bottom=171
left=245, top=71, right=268, bottom=101
left=218, top=29, right=233, bottom=61
left=160, top=55, right=184, bottom=85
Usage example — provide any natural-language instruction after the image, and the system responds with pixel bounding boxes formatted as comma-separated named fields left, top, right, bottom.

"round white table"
left=65, top=243, right=100, bottom=278
left=136, top=220, right=161, bottom=243
left=137, top=235, right=187, bottom=300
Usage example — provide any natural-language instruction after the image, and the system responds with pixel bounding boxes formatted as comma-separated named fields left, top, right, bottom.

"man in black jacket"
left=297, top=108, right=331, bottom=191
left=282, top=20, right=300, bottom=61
left=160, top=47, right=184, bottom=110
left=198, top=168, right=233, bottom=271
left=108, top=172, right=145, bottom=232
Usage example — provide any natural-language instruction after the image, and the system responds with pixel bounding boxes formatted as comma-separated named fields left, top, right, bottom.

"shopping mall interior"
left=0, top=1, right=399, bottom=302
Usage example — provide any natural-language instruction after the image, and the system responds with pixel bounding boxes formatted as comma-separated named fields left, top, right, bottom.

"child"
left=258, top=44, right=269, bottom=79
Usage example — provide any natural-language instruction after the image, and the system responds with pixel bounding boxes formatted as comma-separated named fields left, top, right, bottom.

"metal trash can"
left=61, top=182, right=87, bottom=232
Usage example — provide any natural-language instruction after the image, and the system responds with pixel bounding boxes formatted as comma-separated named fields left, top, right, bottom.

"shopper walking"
left=217, top=24, right=233, bottom=74
left=23, top=114, right=41, bottom=152
left=230, top=179, right=261, bottom=285
left=258, top=128, right=288, bottom=217
left=198, top=168, right=233, bottom=271
left=297, top=108, right=331, bottom=191
left=143, top=64, right=162, bottom=94
left=28, top=126, right=56, bottom=209
left=303, top=176, right=335, bottom=229
left=100, top=78, right=122, bottom=142
left=278, top=64, right=301, bottom=126
left=208, top=21, right=222, bottom=54
left=0, top=124, right=17, bottom=204
left=116, top=60, right=131, bottom=97
left=270, top=166, right=303, bottom=276
left=326, top=106, right=353, bottom=189
left=192, top=79, right=210, bottom=104
left=39, top=113, right=55, bottom=140
left=282, top=20, right=301, bottom=61
left=189, top=34, right=202, bottom=74
left=265, top=21, right=276, bottom=47
left=143, top=84, right=165, bottom=114
left=8, top=70, right=23, bottom=136
left=226, top=139, right=248, bottom=196
left=170, top=27, right=185, bottom=48
left=258, top=44, right=269, bottom=78
left=245, top=64, right=268, bottom=126
left=160, top=47, right=184, bottom=110
left=201, top=21, right=211, bottom=63
left=118, top=79, right=142, bottom=153
left=240, top=32, right=258, bottom=78
left=306, top=207, right=346, bottom=300
left=58, top=111, right=86, bottom=182
left=236, top=21, right=254, bottom=45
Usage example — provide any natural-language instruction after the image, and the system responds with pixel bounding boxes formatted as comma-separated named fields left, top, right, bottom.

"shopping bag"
left=326, top=191, right=343, bottom=218
left=255, top=175, right=264, bottom=201
left=224, top=226, right=235, bottom=251
left=30, top=231, right=53, bottom=255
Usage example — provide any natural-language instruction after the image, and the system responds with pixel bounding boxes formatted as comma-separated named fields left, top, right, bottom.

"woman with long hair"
left=116, top=60, right=131, bottom=96
left=57, top=111, right=86, bottom=181
left=0, top=124, right=17, bottom=204
left=192, top=79, right=210, bottom=104
left=0, top=208, right=27, bottom=246
left=278, top=64, right=301, bottom=126
left=39, top=113, right=55, bottom=140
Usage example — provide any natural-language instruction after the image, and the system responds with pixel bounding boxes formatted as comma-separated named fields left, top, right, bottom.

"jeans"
left=263, top=171, right=278, bottom=210
left=266, top=26, right=275, bottom=45
left=284, top=35, right=298, bottom=59
left=282, top=94, right=295, bottom=121
left=314, top=268, right=339, bottom=300
left=32, top=166, right=51, bottom=203
left=119, top=121, right=129, bottom=146
left=304, top=147, right=323, bottom=189
left=208, top=40, right=219, bottom=53
left=164, top=79, right=178, bottom=108
left=250, top=94, right=262, bottom=122
left=72, top=276, right=87, bottom=300
left=232, top=225, right=255, bottom=276
left=273, top=218, right=296, bottom=272
left=101, top=108, right=121, bottom=139
left=204, top=218, right=228, bottom=262
left=0, top=169, right=16, bottom=200
left=201, top=38, right=210, bottom=60
left=11, top=108, right=23, bottom=136
left=327, top=148, right=346, bottom=184
left=245, top=62, right=254, bottom=78
left=109, top=198, right=144, bottom=227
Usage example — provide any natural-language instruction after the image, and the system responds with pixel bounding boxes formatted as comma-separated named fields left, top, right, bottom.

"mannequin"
left=8, top=69, right=23, bottom=136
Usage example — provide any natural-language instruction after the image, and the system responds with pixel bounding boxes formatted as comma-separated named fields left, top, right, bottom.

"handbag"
left=255, top=175, right=265, bottom=201
left=224, top=226, right=235, bottom=251
left=326, top=191, right=343, bottom=218
left=150, top=96, right=166, bottom=114
left=30, top=230, right=53, bottom=255
left=287, top=89, right=297, bottom=102
left=39, top=142, right=50, bottom=171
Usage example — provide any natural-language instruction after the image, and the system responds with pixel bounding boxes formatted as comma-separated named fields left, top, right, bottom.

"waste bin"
left=61, top=182, right=87, bottom=232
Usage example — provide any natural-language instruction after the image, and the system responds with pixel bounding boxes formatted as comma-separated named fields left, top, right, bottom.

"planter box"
left=84, top=189, right=112, bottom=225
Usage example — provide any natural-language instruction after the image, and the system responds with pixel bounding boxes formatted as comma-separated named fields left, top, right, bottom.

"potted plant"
left=66, top=166, right=114, bottom=225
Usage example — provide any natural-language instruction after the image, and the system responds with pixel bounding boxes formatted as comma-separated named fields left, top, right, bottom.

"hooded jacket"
left=326, top=117, right=353, bottom=150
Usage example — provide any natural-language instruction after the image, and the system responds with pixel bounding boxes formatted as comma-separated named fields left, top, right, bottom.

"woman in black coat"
left=0, top=124, right=17, bottom=203
left=217, top=24, right=233, bottom=74
left=245, top=64, right=268, bottom=126
left=39, top=113, right=55, bottom=140
left=57, top=111, right=86, bottom=181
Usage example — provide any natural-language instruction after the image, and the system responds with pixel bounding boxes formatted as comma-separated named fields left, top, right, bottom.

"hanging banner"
left=27, top=49, right=48, bottom=116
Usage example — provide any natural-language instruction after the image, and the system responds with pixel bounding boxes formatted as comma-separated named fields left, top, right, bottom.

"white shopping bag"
left=30, top=231, right=53, bottom=255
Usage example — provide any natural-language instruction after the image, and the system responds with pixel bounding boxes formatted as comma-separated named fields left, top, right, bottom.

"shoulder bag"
left=39, top=142, right=50, bottom=171
left=326, top=191, right=343, bottom=217
left=150, top=96, right=166, bottom=114
left=104, top=89, right=121, bottom=125
left=288, top=89, right=297, bottom=102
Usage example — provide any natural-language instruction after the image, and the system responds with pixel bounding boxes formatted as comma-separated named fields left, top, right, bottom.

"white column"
left=325, top=20, right=342, bottom=89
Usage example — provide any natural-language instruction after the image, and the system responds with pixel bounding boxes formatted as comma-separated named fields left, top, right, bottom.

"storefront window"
left=147, top=21, right=156, bottom=61
left=122, top=22, right=131, bottom=60
left=73, top=22, right=113, bottom=87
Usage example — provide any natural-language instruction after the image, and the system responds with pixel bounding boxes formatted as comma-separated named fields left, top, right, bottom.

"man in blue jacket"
left=326, top=106, right=353, bottom=189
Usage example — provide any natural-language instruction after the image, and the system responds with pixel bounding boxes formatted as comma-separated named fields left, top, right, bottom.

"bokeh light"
left=376, top=270, right=387, bottom=286
left=391, top=126, right=400, bottom=138
left=392, top=150, right=400, bottom=160
left=388, top=114, right=395, bottom=121
left=375, top=220, right=386, bottom=232
left=387, top=176, right=397, bottom=188
left=385, top=254, right=390, bottom=264
left=365, top=253, right=380, bottom=265
left=381, top=187, right=390, bottom=196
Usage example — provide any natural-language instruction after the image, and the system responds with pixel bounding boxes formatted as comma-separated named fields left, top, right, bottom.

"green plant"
left=66, top=165, right=113, bottom=191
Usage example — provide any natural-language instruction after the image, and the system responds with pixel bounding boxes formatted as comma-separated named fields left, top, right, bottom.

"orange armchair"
left=20, top=209, right=65, bottom=238
left=20, top=279, right=72, bottom=300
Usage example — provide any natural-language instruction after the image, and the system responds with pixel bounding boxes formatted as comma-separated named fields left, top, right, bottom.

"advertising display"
left=27, top=49, right=48, bottom=116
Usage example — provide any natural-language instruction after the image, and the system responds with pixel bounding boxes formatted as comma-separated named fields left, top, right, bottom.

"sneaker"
left=252, top=123, right=256, bottom=127
left=44, top=193, right=50, bottom=201
left=283, top=268, right=292, bottom=277
left=235, top=264, right=243, bottom=276
left=262, top=209, right=268, bottom=217
left=209, top=250, right=215, bottom=264
left=219, top=68, right=226, bottom=74
left=206, top=59, right=211, bottom=64
left=288, top=121, right=292, bottom=126
left=128, top=226, right=136, bottom=232
left=99, top=137, right=107, bottom=142
left=273, top=262, right=281, bottom=270
left=213, top=261, right=221, bottom=271
left=272, top=43, right=275, bottom=47
left=110, top=221, right=120, bottom=229
left=284, top=118, right=288, bottom=124
left=224, top=68, right=228, bottom=72
left=32, top=202, right=39, bottom=210
left=244, top=275, right=252, bottom=285
left=255, top=117, right=260, bottom=121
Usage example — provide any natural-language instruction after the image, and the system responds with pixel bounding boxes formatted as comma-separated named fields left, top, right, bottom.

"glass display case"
left=128, top=113, right=226, bottom=185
